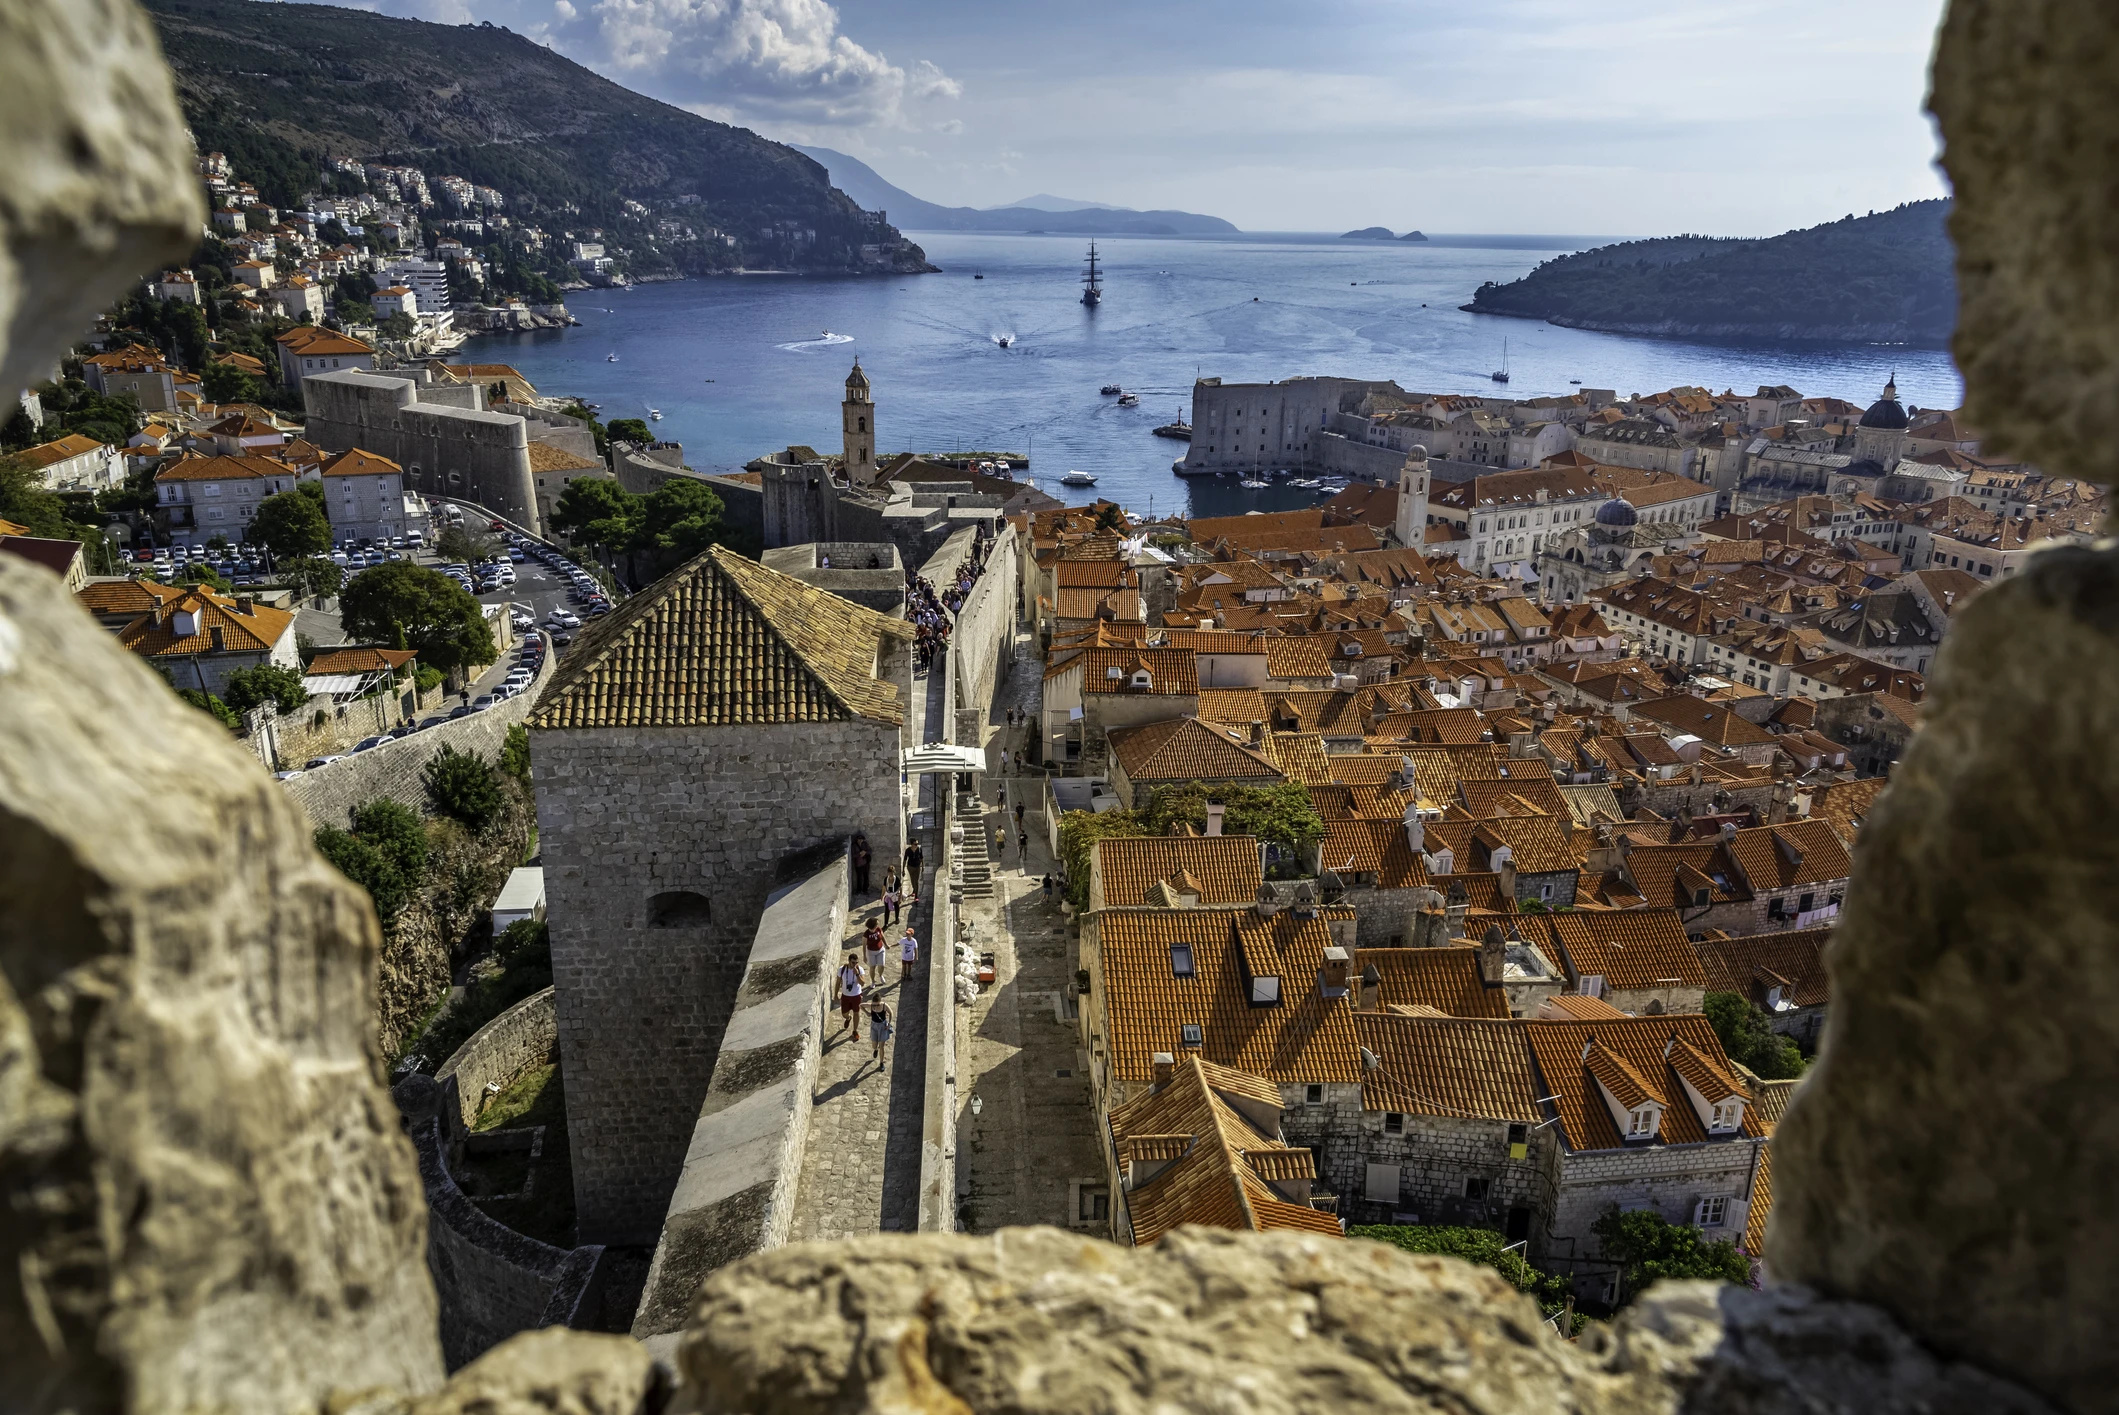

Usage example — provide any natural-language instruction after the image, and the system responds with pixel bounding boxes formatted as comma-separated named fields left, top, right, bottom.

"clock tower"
left=843, top=358, right=876, bottom=483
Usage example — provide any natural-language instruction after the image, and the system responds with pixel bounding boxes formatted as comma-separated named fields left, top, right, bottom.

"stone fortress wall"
left=530, top=715, right=906, bottom=1246
left=302, top=368, right=542, bottom=533
left=939, top=524, right=1020, bottom=735
left=281, top=651, right=551, bottom=829
left=629, top=850, right=846, bottom=1351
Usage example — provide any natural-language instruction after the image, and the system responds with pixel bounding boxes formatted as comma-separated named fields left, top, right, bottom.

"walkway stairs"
left=954, top=790, right=995, bottom=900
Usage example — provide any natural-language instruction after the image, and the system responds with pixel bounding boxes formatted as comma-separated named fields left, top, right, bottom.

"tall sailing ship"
left=1081, top=241, right=1103, bottom=307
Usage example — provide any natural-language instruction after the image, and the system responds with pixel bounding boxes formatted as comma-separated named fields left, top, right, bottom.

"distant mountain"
left=792, top=147, right=1239, bottom=236
left=1462, top=201, right=1955, bottom=346
left=994, top=194, right=1120, bottom=213
left=142, top=0, right=933, bottom=275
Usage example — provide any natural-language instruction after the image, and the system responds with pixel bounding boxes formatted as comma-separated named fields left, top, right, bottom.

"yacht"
left=648, top=409, right=663, bottom=421
left=1081, top=242, right=1103, bottom=307
left=1060, top=469, right=1098, bottom=487
left=1491, top=338, right=1511, bottom=384
left=1238, top=477, right=1269, bottom=489
left=1116, top=391, right=1140, bottom=407
left=974, top=270, right=984, bottom=280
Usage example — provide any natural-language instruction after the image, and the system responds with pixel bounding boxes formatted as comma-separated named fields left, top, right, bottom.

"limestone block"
left=669, top=1227, right=2055, bottom=1414
left=0, top=0, right=203, bottom=396
left=1768, top=543, right=2119, bottom=1412
left=0, top=558, right=445, bottom=1409
left=1929, top=0, right=2119, bottom=478
left=406, top=1327, right=658, bottom=1415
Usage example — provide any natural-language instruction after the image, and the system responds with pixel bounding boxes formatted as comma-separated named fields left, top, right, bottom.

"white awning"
left=902, top=743, right=986, bottom=774
left=302, top=673, right=366, bottom=696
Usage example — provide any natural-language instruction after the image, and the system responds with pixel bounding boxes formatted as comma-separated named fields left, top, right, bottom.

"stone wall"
left=1283, top=1101, right=1557, bottom=1236
left=1550, top=1140, right=1764, bottom=1295
left=531, top=719, right=904, bottom=1244
left=435, top=985, right=559, bottom=1149
left=282, top=653, right=549, bottom=829
left=949, top=525, right=1020, bottom=726
left=394, top=1073, right=609, bottom=1372
left=630, top=849, right=846, bottom=1347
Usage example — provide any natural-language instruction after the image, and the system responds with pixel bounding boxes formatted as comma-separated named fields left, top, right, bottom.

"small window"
left=1170, top=944, right=1194, bottom=978
left=1179, top=1023, right=1203, bottom=1047
left=1078, top=1184, right=1109, bottom=1223
left=646, top=890, right=711, bottom=928
left=1464, top=1176, right=1490, bottom=1200
left=1710, top=1101, right=1741, bottom=1131
left=1696, top=1195, right=1728, bottom=1227
left=1506, top=1123, right=1528, bottom=1147
left=1304, top=1084, right=1324, bottom=1106
left=1627, top=1108, right=1656, bottom=1138
left=1384, top=1112, right=1404, bottom=1134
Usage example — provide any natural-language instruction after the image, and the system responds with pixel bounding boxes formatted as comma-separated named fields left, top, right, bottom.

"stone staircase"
left=954, top=790, right=995, bottom=899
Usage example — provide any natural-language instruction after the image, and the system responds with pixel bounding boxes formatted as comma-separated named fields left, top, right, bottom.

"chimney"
left=1478, top=924, right=1506, bottom=986
left=1507, top=729, right=1535, bottom=758
left=1205, top=802, right=1226, bottom=837
left=1444, top=881, right=1470, bottom=940
left=1151, top=1052, right=1175, bottom=1094
left=1402, top=800, right=1425, bottom=855
left=1498, top=856, right=1518, bottom=904
left=1320, top=946, right=1351, bottom=998
left=235, top=595, right=255, bottom=614
left=1719, top=821, right=1738, bottom=843
left=1253, top=884, right=1281, bottom=920
left=1359, top=963, right=1381, bottom=1012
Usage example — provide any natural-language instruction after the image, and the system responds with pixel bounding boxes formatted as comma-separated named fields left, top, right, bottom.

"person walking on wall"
left=881, top=873, right=902, bottom=927
left=900, top=925, right=919, bottom=981
left=851, top=832, right=872, bottom=896
left=867, top=999, right=893, bottom=1067
left=994, top=824, right=1008, bottom=861
left=863, top=924, right=887, bottom=986
left=905, top=839, right=924, bottom=901
left=1018, top=828, right=1029, bottom=868
left=836, top=952, right=865, bottom=1038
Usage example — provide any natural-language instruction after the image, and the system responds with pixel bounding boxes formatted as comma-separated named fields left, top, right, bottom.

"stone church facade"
left=528, top=545, right=913, bottom=1243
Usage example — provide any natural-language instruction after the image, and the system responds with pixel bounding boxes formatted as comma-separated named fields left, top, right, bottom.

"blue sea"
left=471, top=231, right=1963, bottom=519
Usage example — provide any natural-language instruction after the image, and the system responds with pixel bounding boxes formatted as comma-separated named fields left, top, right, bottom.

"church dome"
left=1595, top=497, right=1639, bottom=528
left=1859, top=374, right=1909, bottom=430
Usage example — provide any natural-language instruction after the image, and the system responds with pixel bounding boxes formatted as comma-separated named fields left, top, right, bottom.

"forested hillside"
left=1462, top=201, right=1954, bottom=346
left=142, top=0, right=932, bottom=275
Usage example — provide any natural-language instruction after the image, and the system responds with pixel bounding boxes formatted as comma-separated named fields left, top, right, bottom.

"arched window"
left=647, top=890, right=711, bottom=927
left=1644, top=998, right=1665, bottom=1015
left=858, top=416, right=867, bottom=433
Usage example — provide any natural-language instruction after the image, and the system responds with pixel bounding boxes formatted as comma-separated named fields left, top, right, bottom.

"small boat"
left=1292, top=478, right=1319, bottom=489
left=1117, top=392, right=1140, bottom=407
left=996, top=334, right=1013, bottom=348
left=1100, top=384, right=1123, bottom=396
left=648, top=409, right=663, bottom=421
left=1239, top=477, right=1269, bottom=489
left=606, top=352, right=618, bottom=362
left=1061, top=469, right=1098, bottom=487
left=974, top=270, right=985, bottom=280
left=1153, top=414, right=1193, bottom=440
left=1570, top=378, right=1582, bottom=385
left=1491, top=338, right=1511, bottom=384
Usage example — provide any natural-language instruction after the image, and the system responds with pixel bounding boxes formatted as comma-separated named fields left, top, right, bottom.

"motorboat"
left=606, top=352, right=618, bottom=362
left=1061, top=469, right=1098, bottom=487
left=1153, top=418, right=1192, bottom=440
left=1117, top=392, right=1140, bottom=407
left=996, top=334, right=1013, bottom=348
left=648, top=409, right=663, bottom=421
left=1238, top=477, right=1269, bottom=489
left=1101, top=384, right=1123, bottom=396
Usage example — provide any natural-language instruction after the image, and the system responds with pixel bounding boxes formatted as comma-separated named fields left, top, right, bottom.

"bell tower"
left=1396, top=444, right=1431, bottom=550
left=843, top=358, right=875, bottom=483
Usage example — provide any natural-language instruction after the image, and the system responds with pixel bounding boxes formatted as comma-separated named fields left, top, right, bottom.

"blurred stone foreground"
left=1, top=0, right=2114, bottom=1410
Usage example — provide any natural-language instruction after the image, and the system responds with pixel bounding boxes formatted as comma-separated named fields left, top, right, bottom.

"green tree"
left=433, top=524, right=496, bottom=564
left=549, top=475, right=638, bottom=553
left=1094, top=503, right=1126, bottom=532
left=171, top=564, right=234, bottom=594
left=177, top=688, right=242, bottom=733
left=349, top=798, right=429, bottom=881
left=248, top=487, right=332, bottom=558
left=606, top=417, right=651, bottom=445
left=500, top=723, right=532, bottom=782
left=1590, top=1207, right=1751, bottom=1304
left=634, top=477, right=725, bottom=568
left=223, top=662, right=309, bottom=716
left=1140, top=781, right=1325, bottom=869
left=423, top=745, right=504, bottom=832
left=201, top=361, right=261, bottom=406
left=1056, top=807, right=1149, bottom=910
left=282, top=555, right=345, bottom=601
left=1702, top=992, right=1806, bottom=1079
left=340, top=562, right=496, bottom=674
left=380, top=311, right=417, bottom=340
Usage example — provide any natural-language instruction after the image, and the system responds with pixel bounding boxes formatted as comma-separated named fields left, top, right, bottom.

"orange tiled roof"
left=1357, top=946, right=1508, bottom=1018
left=318, top=447, right=402, bottom=478
left=1804, top=778, right=1887, bottom=849
left=1197, top=687, right=1267, bottom=722
left=1098, top=906, right=1361, bottom=1086
left=114, top=583, right=294, bottom=659
left=1355, top=1013, right=1541, bottom=1120
left=1320, top=818, right=1430, bottom=889
left=1692, top=925, right=1832, bottom=1009
left=307, top=646, right=418, bottom=675
left=1723, top=820, right=1852, bottom=893
left=1095, top=835, right=1264, bottom=909
left=1525, top=908, right=1707, bottom=991
left=1525, top=1015, right=1763, bottom=1151
left=1265, top=731, right=1333, bottom=785
left=1109, top=1055, right=1343, bottom=1245
left=1108, top=717, right=1284, bottom=788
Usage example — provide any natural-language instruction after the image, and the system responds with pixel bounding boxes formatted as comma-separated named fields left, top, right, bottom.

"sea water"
left=475, top=231, right=1963, bottom=518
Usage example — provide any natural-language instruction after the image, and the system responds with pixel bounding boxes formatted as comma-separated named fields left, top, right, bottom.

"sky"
left=325, top=0, right=1952, bottom=237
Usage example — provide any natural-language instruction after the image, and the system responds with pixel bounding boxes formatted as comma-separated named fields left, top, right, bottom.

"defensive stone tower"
left=843, top=358, right=876, bottom=484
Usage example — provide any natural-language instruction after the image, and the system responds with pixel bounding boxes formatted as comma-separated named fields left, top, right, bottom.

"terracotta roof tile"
left=1524, top=909, right=1707, bottom=990
left=1692, top=926, right=1832, bottom=1009
left=1197, top=687, right=1267, bottom=722
left=1095, top=836, right=1264, bottom=909
left=1356, top=1014, right=1540, bottom=1120
left=530, top=545, right=908, bottom=730
left=1108, top=717, right=1285, bottom=787
left=1356, top=947, right=1508, bottom=1018
left=1524, top=1016, right=1763, bottom=1151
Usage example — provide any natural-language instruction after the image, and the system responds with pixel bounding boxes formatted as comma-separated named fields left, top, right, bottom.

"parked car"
left=550, top=631, right=574, bottom=646
left=352, top=735, right=388, bottom=753
left=418, top=716, right=448, bottom=730
left=447, top=705, right=472, bottom=720
left=471, top=694, right=496, bottom=711
left=274, top=769, right=306, bottom=781
left=303, top=755, right=345, bottom=770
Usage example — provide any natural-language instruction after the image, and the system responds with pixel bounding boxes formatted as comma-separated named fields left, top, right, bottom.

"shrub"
left=415, top=665, right=444, bottom=695
left=1140, top=781, right=1325, bottom=867
left=1590, top=1207, right=1751, bottom=1304
left=423, top=745, right=503, bottom=831
left=500, top=722, right=532, bottom=782
left=223, top=662, right=309, bottom=717
left=1056, top=807, right=1148, bottom=909
left=314, top=825, right=410, bottom=928
left=1352, top=1225, right=1577, bottom=1328
left=1702, top=991, right=1805, bottom=1079
left=177, top=688, right=242, bottom=733
left=349, top=798, right=429, bottom=880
